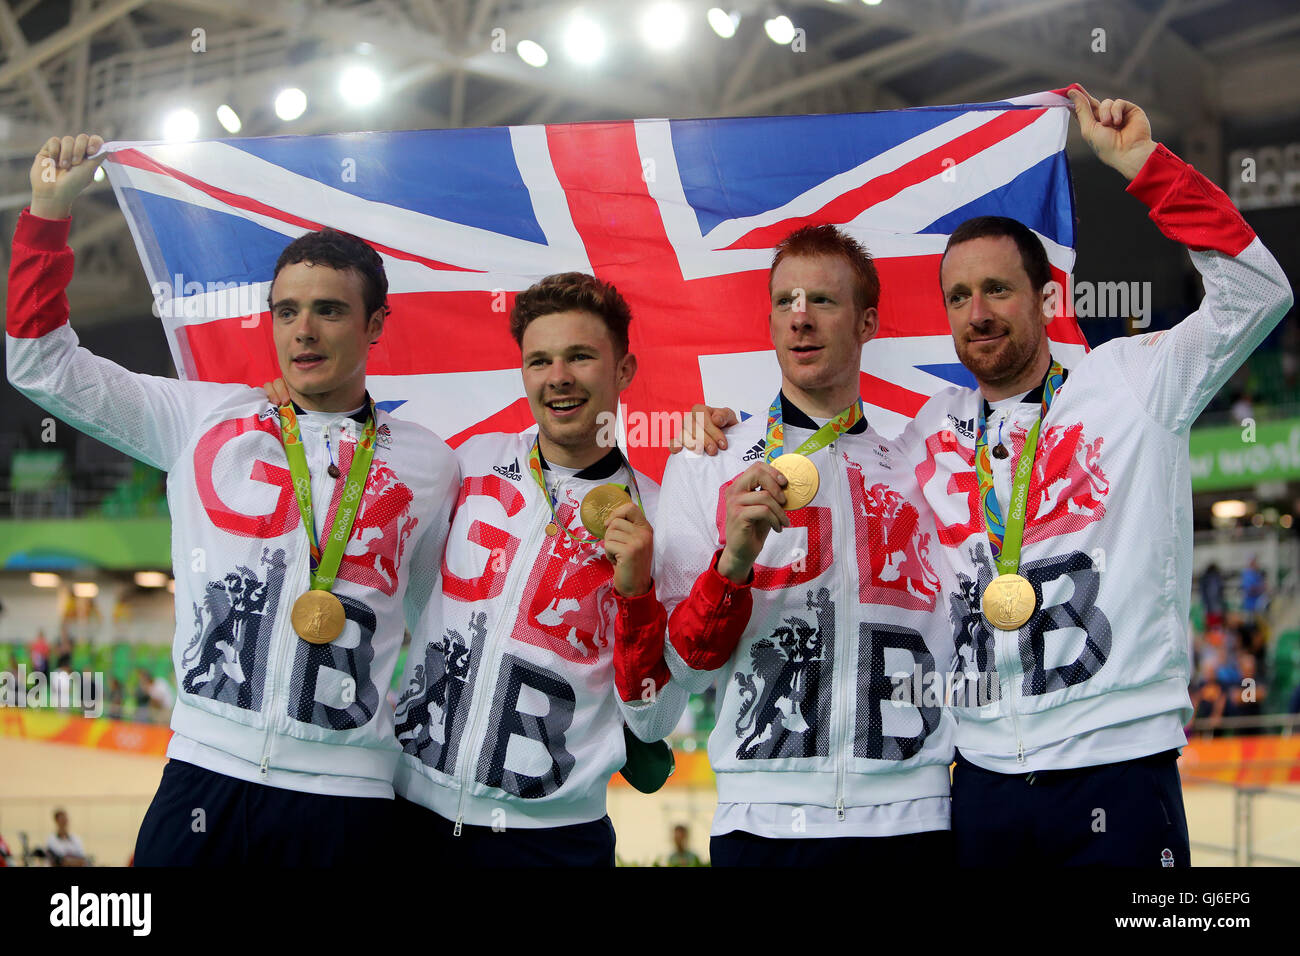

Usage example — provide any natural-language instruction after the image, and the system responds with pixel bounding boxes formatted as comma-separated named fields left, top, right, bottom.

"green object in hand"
left=618, top=726, right=675, bottom=794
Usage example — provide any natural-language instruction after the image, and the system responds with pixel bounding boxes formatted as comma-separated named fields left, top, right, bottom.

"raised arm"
left=7, top=134, right=241, bottom=471
left=1066, top=86, right=1294, bottom=433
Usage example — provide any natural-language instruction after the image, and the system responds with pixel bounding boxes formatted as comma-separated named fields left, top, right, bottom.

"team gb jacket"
left=393, top=432, right=688, bottom=829
left=902, top=145, right=1294, bottom=773
left=7, top=209, right=460, bottom=797
left=657, top=401, right=957, bottom=835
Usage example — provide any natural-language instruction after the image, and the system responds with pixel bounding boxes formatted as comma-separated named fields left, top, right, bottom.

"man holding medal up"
left=384, top=273, right=705, bottom=865
left=656, top=227, right=956, bottom=866
left=7, top=134, right=460, bottom=865
left=906, top=87, right=1293, bottom=865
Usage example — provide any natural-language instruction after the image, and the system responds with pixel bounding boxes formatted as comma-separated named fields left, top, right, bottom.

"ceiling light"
left=764, top=15, right=795, bottom=45
left=340, top=66, right=382, bottom=107
left=564, top=15, right=607, bottom=65
left=161, top=108, right=199, bottom=142
left=216, top=104, right=242, bottom=134
left=641, top=2, right=688, bottom=51
left=275, top=87, right=307, bottom=121
left=517, top=40, right=549, bottom=67
left=707, top=8, right=739, bottom=38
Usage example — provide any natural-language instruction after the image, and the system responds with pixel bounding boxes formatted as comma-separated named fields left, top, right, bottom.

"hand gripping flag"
left=103, top=89, right=1084, bottom=480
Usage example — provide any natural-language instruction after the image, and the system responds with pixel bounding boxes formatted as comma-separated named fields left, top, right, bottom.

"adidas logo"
left=492, top=459, right=522, bottom=481
left=742, top=440, right=766, bottom=462
left=946, top=414, right=975, bottom=440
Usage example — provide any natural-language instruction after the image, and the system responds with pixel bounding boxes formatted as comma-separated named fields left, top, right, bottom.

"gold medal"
left=771, top=453, right=820, bottom=510
left=292, top=590, right=346, bottom=644
left=580, top=484, right=633, bottom=539
left=981, top=573, right=1036, bottom=631
left=545, top=522, right=559, bottom=536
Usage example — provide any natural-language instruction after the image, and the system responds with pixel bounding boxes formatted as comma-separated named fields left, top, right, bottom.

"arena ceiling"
left=1, top=0, right=1298, bottom=327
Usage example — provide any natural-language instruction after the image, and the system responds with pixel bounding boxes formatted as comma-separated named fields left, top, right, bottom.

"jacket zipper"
left=830, top=443, right=849, bottom=821
left=260, top=513, right=312, bottom=777
left=993, top=601, right=1025, bottom=764
left=987, top=413, right=1026, bottom=765
left=451, top=475, right=550, bottom=835
left=260, top=420, right=338, bottom=777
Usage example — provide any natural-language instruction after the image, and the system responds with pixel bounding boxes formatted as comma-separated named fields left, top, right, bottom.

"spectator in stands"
left=667, top=824, right=702, bottom=867
left=1200, top=564, right=1226, bottom=629
left=45, top=809, right=87, bottom=867
left=1189, top=658, right=1227, bottom=736
left=135, top=668, right=174, bottom=722
left=29, top=628, right=50, bottom=677
left=53, top=631, right=73, bottom=671
left=1240, top=557, right=1268, bottom=621
left=106, top=677, right=125, bottom=720
left=1229, top=389, right=1254, bottom=425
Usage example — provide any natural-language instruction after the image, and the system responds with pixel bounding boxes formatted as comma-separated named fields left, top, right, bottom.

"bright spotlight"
left=864, top=0, right=883, bottom=6
left=216, top=104, right=242, bottom=133
left=641, top=2, right=687, bottom=51
left=564, top=15, right=606, bottom=65
left=29, top=572, right=60, bottom=588
left=135, top=571, right=169, bottom=588
left=517, top=40, right=549, bottom=67
left=707, top=8, right=739, bottom=38
left=72, top=582, right=99, bottom=598
left=340, top=66, right=382, bottom=107
left=1210, top=500, right=1248, bottom=519
left=275, top=87, right=307, bottom=121
left=162, top=108, right=199, bottom=142
left=764, top=15, right=795, bottom=44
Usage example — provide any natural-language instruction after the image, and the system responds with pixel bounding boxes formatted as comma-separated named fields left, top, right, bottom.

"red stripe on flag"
left=874, top=254, right=949, bottom=337
left=179, top=290, right=524, bottom=384
left=1045, top=265, right=1089, bottom=348
left=446, top=397, right=534, bottom=448
left=109, top=148, right=479, bottom=273
left=861, top=371, right=929, bottom=417
left=723, top=109, right=1047, bottom=251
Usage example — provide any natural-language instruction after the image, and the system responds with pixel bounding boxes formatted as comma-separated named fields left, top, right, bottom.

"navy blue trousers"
left=951, top=749, right=1191, bottom=867
left=710, top=828, right=953, bottom=867
left=134, top=759, right=395, bottom=866
left=394, top=796, right=616, bottom=867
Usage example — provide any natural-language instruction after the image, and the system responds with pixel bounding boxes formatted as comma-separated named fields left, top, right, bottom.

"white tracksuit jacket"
left=7, top=208, right=460, bottom=797
left=656, top=406, right=957, bottom=836
left=393, top=432, right=687, bottom=829
left=903, top=144, right=1294, bottom=773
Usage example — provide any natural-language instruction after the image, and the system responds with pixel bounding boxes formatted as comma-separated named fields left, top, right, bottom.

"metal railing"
left=1183, top=776, right=1300, bottom=866
left=1187, top=713, right=1300, bottom=736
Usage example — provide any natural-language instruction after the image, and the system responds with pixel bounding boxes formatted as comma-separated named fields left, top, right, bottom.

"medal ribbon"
left=525, top=438, right=644, bottom=542
left=763, top=394, right=865, bottom=463
left=279, top=400, right=379, bottom=590
left=975, top=360, right=1066, bottom=575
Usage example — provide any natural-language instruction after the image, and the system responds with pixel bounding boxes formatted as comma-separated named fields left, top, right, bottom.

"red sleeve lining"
left=667, top=549, right=754, bottom=672
left=1126, top=144, right=1255, bottom=257
left=7, top=208, right=74, bottom=339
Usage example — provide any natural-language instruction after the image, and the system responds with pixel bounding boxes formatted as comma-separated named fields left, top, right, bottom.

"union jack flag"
left=103, top=89, right=1084, bottom=479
